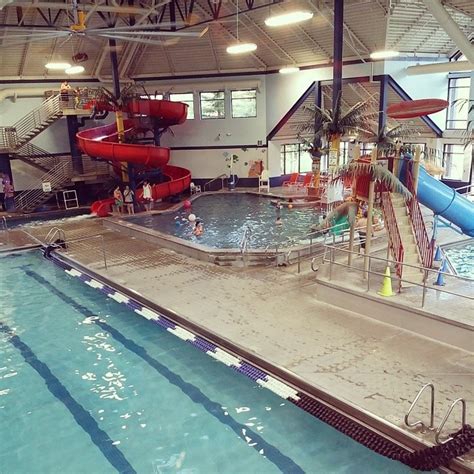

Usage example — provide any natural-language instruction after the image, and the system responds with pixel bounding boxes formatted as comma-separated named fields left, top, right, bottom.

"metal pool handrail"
left=322, top=243, right=473, bottom=308
left=203, top=174, right=227, bottom=192
left=435, top=398, right=467, bottom=445
left=405, top=383, right=435, bottom=432
left=0, top=216, right=9, bottom=244
left=45, top=226, right=66, bottom=245
left=239, top=225, right=252, bottom=254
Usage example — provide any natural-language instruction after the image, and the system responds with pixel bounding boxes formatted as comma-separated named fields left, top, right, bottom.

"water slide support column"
left=109, top=38, right=136, bottom=194
left=66, top=115, right=83, bottom=174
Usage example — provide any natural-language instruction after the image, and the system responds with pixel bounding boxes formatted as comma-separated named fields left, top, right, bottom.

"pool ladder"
left=45, top=226, right=67, bottom=245
left=404, top=383, right=468, bottom=444
left=0, top=216, right=9, bottom=244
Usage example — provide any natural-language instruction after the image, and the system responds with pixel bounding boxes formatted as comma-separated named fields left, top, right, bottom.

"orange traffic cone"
left=378, top=266, right=395, bottom=297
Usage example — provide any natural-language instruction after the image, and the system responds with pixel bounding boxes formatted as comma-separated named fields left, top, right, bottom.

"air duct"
left=407, top=61, right=473, bottom=75
left=0, top=88, right=50, bottom=103
left=421, top=0, right=474, bottom=64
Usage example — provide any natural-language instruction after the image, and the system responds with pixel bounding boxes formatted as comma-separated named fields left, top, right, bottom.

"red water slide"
left=77, top=99, right=191, bottom=217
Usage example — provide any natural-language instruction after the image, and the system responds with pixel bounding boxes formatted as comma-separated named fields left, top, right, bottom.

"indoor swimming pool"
left=444, top=240, right=474, bottom=279
left=0, top=251, right=413, bottom=473
left=129, top=193, right=324, bottom=249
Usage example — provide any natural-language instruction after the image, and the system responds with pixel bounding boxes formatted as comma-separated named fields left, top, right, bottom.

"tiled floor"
left=5, top=217, right=474, bottom=466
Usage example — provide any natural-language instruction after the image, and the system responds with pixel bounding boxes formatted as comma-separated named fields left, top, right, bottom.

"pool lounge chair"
left=282, top=173, right=299, bottom=187
left=296, top=172, right=314, bottom=189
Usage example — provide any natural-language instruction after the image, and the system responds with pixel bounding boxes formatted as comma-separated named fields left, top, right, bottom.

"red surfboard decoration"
left=387, top=99, right=448, bottom=119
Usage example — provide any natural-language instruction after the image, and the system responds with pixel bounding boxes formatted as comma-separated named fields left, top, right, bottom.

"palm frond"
left=334, top=162, right=412, bottom=198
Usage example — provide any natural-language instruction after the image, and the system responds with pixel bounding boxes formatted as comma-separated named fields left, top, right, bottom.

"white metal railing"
left=239, top=225, right=252, bottom=254
left=14, top=142, right=62, bottom=170
left=1, top=94, right=62, bottom=149
left=404, top=383, right=435, bottom=432
left=14, top=160, right=72, bottom=212
left=0, top=216, right=8, bottom=245
left=45, top=227, right=66, bottom=245
left=322, top=243, right=473, bottom=308
left=204, top=174, right=227, bottom=192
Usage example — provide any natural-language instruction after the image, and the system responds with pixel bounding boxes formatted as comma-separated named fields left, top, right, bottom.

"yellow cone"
left=378, top=266, right=395, bottom=297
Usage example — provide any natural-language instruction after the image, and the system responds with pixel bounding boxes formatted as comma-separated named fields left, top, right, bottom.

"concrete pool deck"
left=9, top=218, right=473, bottom=469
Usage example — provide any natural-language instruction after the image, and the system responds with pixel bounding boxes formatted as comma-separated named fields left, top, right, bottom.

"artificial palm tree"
left=334, top=160, right=411, bottom=198
left=297, top=92, right=374, bottom=163
left=368, top=123, right=421, bottom=156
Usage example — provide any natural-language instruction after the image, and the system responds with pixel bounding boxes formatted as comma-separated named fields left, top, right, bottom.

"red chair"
left=283, top=173, right=299, bottom=187
left=296, top=172, right=314, bottom=189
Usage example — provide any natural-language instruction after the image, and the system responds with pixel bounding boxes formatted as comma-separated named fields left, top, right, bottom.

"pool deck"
left=6, top=217, right=473, bottom=469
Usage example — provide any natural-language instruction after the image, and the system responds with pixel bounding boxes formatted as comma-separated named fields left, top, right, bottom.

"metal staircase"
left=387, top=192, right=425, bottom=284
left=0, top=94, right=63, bottom=150
left=14, top=160, right=72, bottom=213
left=11, top=142, right=61, bottom=172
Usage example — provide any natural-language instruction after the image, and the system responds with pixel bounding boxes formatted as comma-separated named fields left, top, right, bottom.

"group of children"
left=112, top=181, right=154, bottom=215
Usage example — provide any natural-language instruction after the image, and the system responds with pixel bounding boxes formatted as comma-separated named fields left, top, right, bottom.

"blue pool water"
left=444, top=240, right=474, bottom=279
left=0, top=252, right=414, bottom=473
left=129, top=193, right=324, bottom=249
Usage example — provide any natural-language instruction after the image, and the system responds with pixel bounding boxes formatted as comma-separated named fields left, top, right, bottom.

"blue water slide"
left=400, top=161, right=474, bottom=237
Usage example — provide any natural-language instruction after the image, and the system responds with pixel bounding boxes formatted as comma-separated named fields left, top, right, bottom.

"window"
left=280, top=144, right=312, bottom=174
left=170, top=92, right=194, bottom=119
left=446, top=77, right=470, bottom=129
left=443, top=144, right=471, bottom=181
left=231, top=89, right=257, bottom=118
left=200, top=91, right=225, bottom=119
left=140, top=94, right=163, bottom=100
left=361, top=142, right=375, bottom=156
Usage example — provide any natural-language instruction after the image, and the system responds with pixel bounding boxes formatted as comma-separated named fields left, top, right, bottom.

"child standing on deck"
left=113, top=186, right=123, bottom=214
left=142, top=181, right=153, bottom=212
left=123, top=185, right=134, bottom=215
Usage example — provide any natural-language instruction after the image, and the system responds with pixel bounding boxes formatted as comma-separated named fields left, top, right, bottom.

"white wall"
left=384, top=59, right=449, bottom=130
left=155, top=75, right=267, bottom=148
left=169, top=147, right=267, bottom=179
left=265, top=62, right=386, bottom=135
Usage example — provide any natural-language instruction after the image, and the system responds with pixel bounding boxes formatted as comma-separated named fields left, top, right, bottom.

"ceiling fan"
left=1, top=1, right=209, bottom=48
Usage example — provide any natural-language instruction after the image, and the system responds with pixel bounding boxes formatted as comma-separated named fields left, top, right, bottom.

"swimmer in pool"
left=193, top=220, right=204, bottom=236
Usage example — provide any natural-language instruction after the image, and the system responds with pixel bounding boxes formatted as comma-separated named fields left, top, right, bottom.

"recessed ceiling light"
left=65, top=65, right=85, bottom=74
left=279, top=66, right=300, bottom=74
left=45, top=62, right=71, bottom=70
left=265, top=11, right=313, bottom=27
left=226, top=43, right=257, bottom=54
left=370, top=50, right=400, bottom=60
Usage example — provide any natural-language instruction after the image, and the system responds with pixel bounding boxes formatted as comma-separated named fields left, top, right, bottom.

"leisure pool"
left=129, top=193, right=324, bottom=249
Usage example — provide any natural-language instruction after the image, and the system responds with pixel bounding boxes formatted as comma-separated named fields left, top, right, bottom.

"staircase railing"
left=14, top=160, right=72, bottom=212
left=381, top=192, right=404, bottom=279
left=4, top=94, right=62, bottom=148
left=406, top=169, right=434, bottom=269
left=14, top=142, right=62, bottom=171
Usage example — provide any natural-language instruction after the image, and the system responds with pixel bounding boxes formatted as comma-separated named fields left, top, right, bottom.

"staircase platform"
left=62, top=108, right=94, bottom=116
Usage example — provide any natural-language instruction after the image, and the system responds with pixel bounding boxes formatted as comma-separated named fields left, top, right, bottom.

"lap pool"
left=0, top=251, right=413, bottom=473
left=129, top=193, right=324, bottom=249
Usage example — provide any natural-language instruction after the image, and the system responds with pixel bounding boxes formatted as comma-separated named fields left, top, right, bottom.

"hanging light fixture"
left=226, top=0, right=257, bottom=55
left=265, top=10, right=313, bottom=27
left=65, top=65, right=85, bottom=74
left=370, top=50, right=400, bottom=60
left=279, top=66, right=300, bottom=74
left=45, top=62, right=72, bottom=70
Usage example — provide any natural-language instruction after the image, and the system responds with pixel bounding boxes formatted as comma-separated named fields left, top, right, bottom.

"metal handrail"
left=0, top=216, right=7, bottom=231
left=14, top=160, right=72, bottom=212
left=404, top=383, right=435, bottom=431
left=382, top=192, right=404, bottom=281
left=45, top=227, right=66, bottom=245
left=323, top=244, right=473, bottom=307
left=455, top=183, right=474, bottom=194
left=204, top=174, right=227, bottom=191
left=13, top=142, right=62, bottom=171
left=435, top=398, right=467, bottom=445
left=239, top=225, right=252, bottom=254
left=406, top=169, right=434, bottom=269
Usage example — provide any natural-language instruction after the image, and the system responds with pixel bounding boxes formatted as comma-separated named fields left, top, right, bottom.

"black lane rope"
left=294, top=394, right=474, bottom=471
